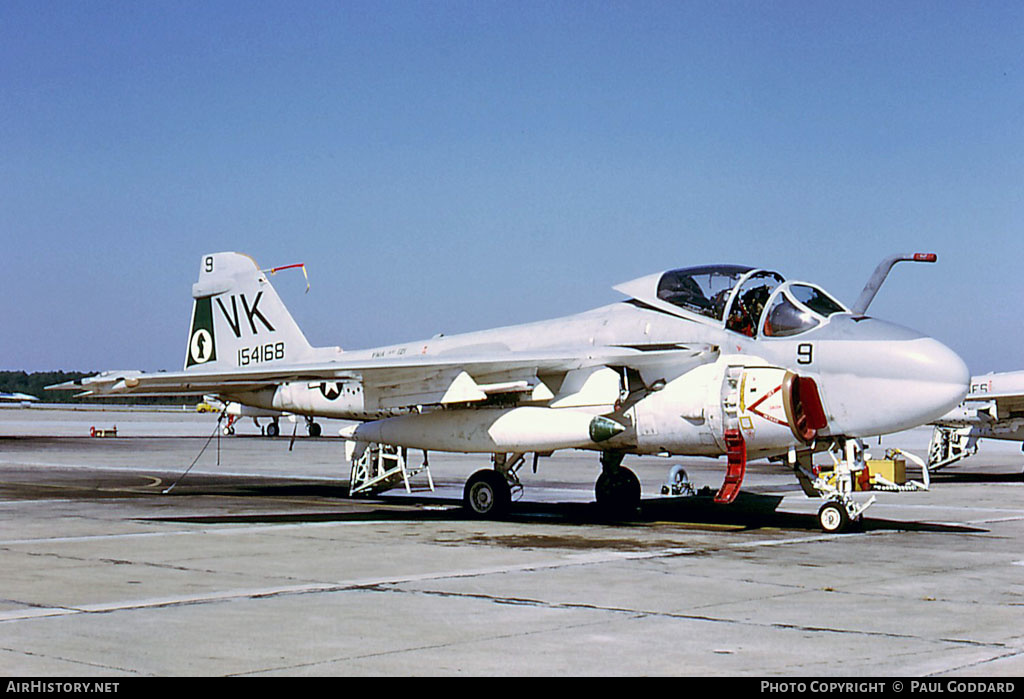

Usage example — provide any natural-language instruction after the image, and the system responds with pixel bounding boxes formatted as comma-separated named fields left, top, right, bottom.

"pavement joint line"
left=227, top=615, right=616, bottom=676
left=725, top=533, right=847, bottom=547
left=0, top=459, right=350, bottom=482
left=0, top=499, right=77, bottom=507
left=0, top=533, right=907, bottom=625
left=0, top=547, right=699, bottom=623
left=0, top=644, right=142, bottom=675
left=0, top=522, right=850, bottom=549
left=866, top=501, right=1024, bottom=514
left=923, top=648, right=1024, bottom=676
left=365, top=583, right=1010, bottom=651
left=968, top=515, right=1024, bottom=525
left=0, top=519, right=407, bottom=546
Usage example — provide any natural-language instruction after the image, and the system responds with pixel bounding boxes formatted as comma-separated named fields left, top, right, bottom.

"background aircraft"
left=929, top=370, right=1024, bottom=470
left=0, top=392, right=39, bottom=406
left=196, top=395, right=320, bottom=437
left=50, top=251, right=968, bottom=532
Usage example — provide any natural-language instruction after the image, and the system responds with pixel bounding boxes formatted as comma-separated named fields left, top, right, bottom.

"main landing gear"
left=463, top=453, right=524, bottom=518
left=254, top=416, right=322, bottom=438
left=305, top=416, right=323, bottom=437
left=464, top=470, right=513, bottom=518
left=461, top=450, right=641, bottom=519
left=595, top=451, right=641, bottom=518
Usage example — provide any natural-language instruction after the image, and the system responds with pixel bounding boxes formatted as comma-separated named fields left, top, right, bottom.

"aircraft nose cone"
left=899, top=336, right=971, bottom=422
left=862, top=331, right=969, bottom=434
left=816, top=318, right=969, bottom=436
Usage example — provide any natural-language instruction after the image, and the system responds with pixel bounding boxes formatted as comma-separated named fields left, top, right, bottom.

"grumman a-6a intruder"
left=51, top=252, right=969, bottom=532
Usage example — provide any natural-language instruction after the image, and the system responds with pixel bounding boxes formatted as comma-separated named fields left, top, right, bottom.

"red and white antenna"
left=264, top=262, right=310, bottom=293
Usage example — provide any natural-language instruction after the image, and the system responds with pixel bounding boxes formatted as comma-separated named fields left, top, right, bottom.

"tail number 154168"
left=238, top=342, right=285, bottom=366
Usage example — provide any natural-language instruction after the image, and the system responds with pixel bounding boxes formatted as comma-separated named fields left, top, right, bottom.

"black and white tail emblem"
left=190, top=329, right=213, bottom=364
left=186, top=297, right=217, bottom=368
left=319, top=383, right=342, bottom=400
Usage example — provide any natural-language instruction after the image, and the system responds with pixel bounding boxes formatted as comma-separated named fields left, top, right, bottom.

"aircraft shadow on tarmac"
left=929, top=471, right=1024, bottom=485
left=147, top=482, right=986, bottom=535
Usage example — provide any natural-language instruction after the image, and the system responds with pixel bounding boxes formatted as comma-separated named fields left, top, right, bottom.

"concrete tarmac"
left=1, top=407, right=1023, bottom=677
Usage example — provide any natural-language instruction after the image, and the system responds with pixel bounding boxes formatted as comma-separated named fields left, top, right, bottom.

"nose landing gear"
left=817, top=500, right=852, bottom=533
left=792, top=439, right=875, bottom=534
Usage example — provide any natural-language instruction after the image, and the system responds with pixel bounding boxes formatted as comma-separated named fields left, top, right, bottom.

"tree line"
left=0, top=371, right=197, bottom=405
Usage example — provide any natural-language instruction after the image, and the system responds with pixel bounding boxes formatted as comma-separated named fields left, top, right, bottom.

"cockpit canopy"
left=656, top=265, right=752, bottom=321
left=616, top=264, right=849, bottom=338
left=762, top=283, right=846, bottom=338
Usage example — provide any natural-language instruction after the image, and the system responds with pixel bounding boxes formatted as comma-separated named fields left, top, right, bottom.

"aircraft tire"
left=463, top=470, right=511, bottom=518
left=307, top=422, right=322, bottom=438
left=595, top=466, right=641, bottom=518
left=818, top=501, right=850, bottom=533
left=266, top=422, right=280, bottom=438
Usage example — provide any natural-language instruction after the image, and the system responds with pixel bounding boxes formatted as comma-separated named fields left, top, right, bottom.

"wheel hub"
left=470, top=483, right=494, bottom=513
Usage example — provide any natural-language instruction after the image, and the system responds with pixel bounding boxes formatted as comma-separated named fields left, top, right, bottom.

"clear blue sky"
left=2, top=1, right=1021, bottom=374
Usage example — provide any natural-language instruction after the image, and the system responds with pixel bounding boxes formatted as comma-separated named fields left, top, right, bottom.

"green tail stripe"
left=186, top=297, right=217, bottom=367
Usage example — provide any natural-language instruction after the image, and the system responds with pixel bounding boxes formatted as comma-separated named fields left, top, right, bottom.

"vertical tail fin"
left=185, top=252, right=337, bottom=371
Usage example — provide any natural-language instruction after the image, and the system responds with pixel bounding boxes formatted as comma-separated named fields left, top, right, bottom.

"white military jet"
left=0, top=392, right=39, bottom=405
left=928, top=371, right=1024, bottom=470
left=50, top=251, right=969, bottom=532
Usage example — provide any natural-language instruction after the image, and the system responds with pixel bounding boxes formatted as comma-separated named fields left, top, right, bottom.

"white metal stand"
left=349, top=443, right=435, bottom=497
left=927, top=425, right=978, bottom=471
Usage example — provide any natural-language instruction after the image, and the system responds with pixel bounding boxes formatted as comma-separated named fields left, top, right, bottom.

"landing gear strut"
left=792, top=439, right=874, bottom=533
left=595, top=451, right=640, bottom=518
left=305, top=416, right=322, bottom=437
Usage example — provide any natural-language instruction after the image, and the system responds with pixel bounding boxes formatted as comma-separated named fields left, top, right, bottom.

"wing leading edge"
left=48, top=344, right=719, bottom=413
